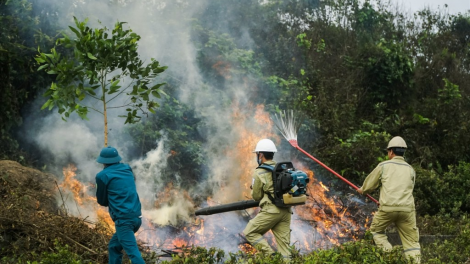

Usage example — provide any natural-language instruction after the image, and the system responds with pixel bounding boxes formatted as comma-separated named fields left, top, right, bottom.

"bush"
left=160, top=247, right=225, bottom=264
left=158, top=237, right=413, bottom=264
left=326, top=129, right=391, bottom=183
left=38, top=240, right=85, bottom=264
left=414, top=162, right=470, bottom=215
left=302, top=237, right=409, bottom=264
left=419, top=214, right=470, bottom=263
left=1, top=240, right=85, bottom=264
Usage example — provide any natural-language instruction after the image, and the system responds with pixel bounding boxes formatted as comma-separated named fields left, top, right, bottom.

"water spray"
left=273, top=110, right=380, bottom=205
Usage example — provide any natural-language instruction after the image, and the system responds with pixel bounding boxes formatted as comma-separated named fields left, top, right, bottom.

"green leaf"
left=150, top=82, right=166, bottom=90
left=87, top=52, right=97, bottom=60
left=35, top=57, right=46, bottom=63
left=85, top=87, right=97, bottom=95
left=37, top=64, right=48, bottom=71
left=41, top=100, right=51, bottom=110
left=69, top=26, right=81, bottom=37
left=151, top=90, right=160, bottom=98
left=110, top=79, right=120, bottom=87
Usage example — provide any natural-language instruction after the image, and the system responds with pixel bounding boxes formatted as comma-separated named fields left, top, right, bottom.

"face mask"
left=256, top=153, right=262, bottom=165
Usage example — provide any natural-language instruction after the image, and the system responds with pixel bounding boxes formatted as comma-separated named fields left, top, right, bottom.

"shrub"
left=38, top=240, right=85, bottom=264
left=160, top=246, right=225, bottom=264
left=419, top=214, right=470, bottom=263
left=1, top=240, right=86, bottom=264
left=326, top=129, right=391, bottom=183
left=302, top=237, right=409, bottom=264
left=414, top=162, right=470, bottom=215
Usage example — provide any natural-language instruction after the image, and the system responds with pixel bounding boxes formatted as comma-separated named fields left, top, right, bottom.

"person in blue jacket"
left=95, top=146, right=145, bottom=264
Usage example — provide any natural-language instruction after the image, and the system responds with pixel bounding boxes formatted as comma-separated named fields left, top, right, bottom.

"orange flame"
left=212, top=59, right=232, bottom=79
left=60, top=164, right=88, bottom=205
left=225, top=103, right=279, bottom=200
left=172, top=238, right=187, bottom=248
left=293, top=164, right=364, bottom=247
left=60, top=164, right=115, bottom=231
left=319, top=182, right=329, bottom=191
left=154, top=182, right=194, bottom=209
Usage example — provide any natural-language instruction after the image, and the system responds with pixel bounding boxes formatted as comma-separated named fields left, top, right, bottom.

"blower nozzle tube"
left=195, top=200, right=260, bottom=216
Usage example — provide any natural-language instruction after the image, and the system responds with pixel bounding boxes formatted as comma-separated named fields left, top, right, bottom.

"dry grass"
left=0, top=160, right=111, bottom=263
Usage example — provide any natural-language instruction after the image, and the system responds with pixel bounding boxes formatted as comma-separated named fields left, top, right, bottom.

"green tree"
left=0, top=0, right=59, bottom=161
left=36, top=17, right=167, bottom=146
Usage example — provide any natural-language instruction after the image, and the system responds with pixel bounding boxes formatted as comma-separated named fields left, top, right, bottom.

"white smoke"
left=129, top=137, right=195, bottom=225
left=131, top=138, right=168, bottom=198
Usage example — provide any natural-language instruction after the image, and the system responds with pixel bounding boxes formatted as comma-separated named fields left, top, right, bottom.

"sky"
left=393, top=0, right=470, bottom=15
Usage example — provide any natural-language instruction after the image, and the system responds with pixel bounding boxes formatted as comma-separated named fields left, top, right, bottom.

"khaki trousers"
left=243, top=206, right=292, bottom=258
left=370, top=210, right=421, bottom=263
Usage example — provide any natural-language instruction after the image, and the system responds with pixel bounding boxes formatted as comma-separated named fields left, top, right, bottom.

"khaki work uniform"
left=243, top=160, right=292, bottom=260
left=360, top=156, right=421, bottom=263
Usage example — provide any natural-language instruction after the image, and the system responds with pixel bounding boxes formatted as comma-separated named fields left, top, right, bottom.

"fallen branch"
left=59, top=233, right=99, bottom=255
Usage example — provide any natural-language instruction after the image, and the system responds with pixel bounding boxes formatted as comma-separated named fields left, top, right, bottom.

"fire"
left=154, top=182, right=193, bottom=209
left=319, top=182, right=329, bottom=191
left=238, top=243, right=257, bottom=254
left=60, top=164, right=88, bottom=205
left=212, top=60, right=232, bottom=79
left=172, top=238, right=187, bottom=247
left=59, top=164, right=115, bottom=231
left=293, top=164, right=368, bottom=248
left=225, top=103, right=279, bottom=200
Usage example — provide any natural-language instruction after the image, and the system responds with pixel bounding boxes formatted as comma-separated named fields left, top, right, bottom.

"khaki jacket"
left=360, top=156, right=416, bottom=212
left=251, top=160, right=281, bottom=213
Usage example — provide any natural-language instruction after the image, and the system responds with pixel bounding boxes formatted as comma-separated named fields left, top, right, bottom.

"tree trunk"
left=103, top=94, right=108, bottom=147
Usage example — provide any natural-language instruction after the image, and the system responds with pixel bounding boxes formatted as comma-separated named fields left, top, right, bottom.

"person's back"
left=95, top=146, right=145, bottom=264
left=96, top=163, right=142, bottom=221
left=376, top=157, right=415, bottom=211
left=358, top=137, right=421, bottom=263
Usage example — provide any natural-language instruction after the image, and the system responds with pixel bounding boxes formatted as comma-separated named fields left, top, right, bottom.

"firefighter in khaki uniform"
left=243, top=139, right=292, bottom=261
left=358, top=136, right=421, bottom=263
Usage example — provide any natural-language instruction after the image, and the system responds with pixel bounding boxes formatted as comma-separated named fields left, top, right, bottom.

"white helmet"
left=387, top=136, right=407, bottom=149
left=253, top=139, right=277, bottom=153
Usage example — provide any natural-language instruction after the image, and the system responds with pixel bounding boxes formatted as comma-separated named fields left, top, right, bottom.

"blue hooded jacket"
left=95, top=163, right=142, bottom=221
